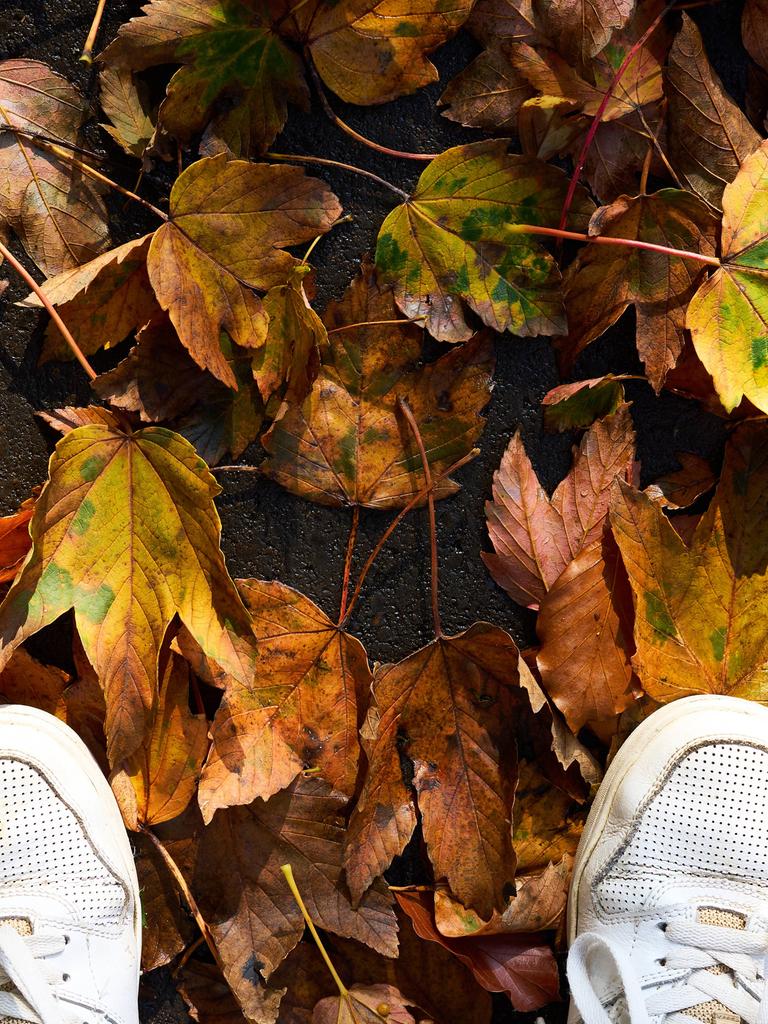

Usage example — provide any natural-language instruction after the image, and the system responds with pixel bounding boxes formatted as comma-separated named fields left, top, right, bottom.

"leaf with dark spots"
left=0, top=412, right=256, bottom=766
left=176, top=578, right=370, bottom=821
left=375, top=140, right=594, bottom=342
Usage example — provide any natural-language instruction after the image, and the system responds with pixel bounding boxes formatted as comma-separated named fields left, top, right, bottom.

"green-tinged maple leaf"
left=175, top=577, right=370, bottom=822
left=542, top=375, right=629, bottom=432
left=31, top=155, right=341, bottom=388
left=161, top=776, right=398, bottom=1020
left=561, top=190, right=719, bottom=390
left=686, top=140, right=768, bottom=413
left=665, top=15, right=760, bottom=210
left=0, top=411, right=257, bottom=765
left=610, top=421, right=768, bottom=703
left=263, top=264, right=494, bottom=508
left=0, top=59, right=110, bottom=276
left=100, top=0, right=309, bottom=157
left=344, top=622, right=539, bottom=920
left=375, top=140, right=593, bottom=342
left=111, top=652, right=209, bottom=829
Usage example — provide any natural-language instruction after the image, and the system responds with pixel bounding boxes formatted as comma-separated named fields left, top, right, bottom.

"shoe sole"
left=0, top=704, right=142, bottom=966
left=567, top=693, right=768, bottom=945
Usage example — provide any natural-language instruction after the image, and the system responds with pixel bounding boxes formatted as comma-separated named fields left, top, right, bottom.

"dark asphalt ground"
left=0, top=0, right=744, bottom=1019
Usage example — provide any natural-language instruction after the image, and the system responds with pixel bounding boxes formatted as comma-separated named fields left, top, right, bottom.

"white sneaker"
left=0, top=705, right=141, bottom=1024
left=567, top=695, right=768, bottom=1024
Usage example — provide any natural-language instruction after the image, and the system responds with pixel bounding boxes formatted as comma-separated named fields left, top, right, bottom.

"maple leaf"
left=513, top=759, right=585, bottom=872
left=0, top=59, right=110, bottom=276
left=345, top=622, right=539, bottom=920
left=176, top=578, right=370, bottom=822
left=111, top=652, right=209, bottom=829
left=646, top=452, right=715, bottom=510
left=148, top=154, right=341, bottom=388
left=561, top=191, right=719, bottom=390
left=98, top=66, right=155, bottom=160
left=394, top=888, right=560, bottom=1011
left=542, top=375, right=629, bottom=432
left=610, top=421, right=768, bottom=703
left=262, top=265, right=494, bottom=509
left=33, top=155, right=341, bottom=389
left=375, top=139, right=593, bottom=342
left=135, top=834, right=195, bottom=972
left=483, top=405, right=635, bottom=608
left=100, top=0, right=309, bottom=157
left=466, top=0, right=540, bottom=47
left=665, top=15, right=760, bottom=210
left=163, top=777, right=398, bottom=1019
left=177, top=959, right=260, bottom=1024
left=0, top=410, right=256, bottom=765
left=686, top=140, right=768, bottom=414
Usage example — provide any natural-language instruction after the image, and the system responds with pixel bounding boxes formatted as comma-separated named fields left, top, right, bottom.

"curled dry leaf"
left=263, top=264, right=494, bottom=509
left=375, top=139, right=593, bottom=342
left=177, top=578, right=370, bottom=822
left=542, top=375, right=629, bottom=432
left=394, top=888, right=560, bottom=1011
left=483, top=405, right=635, bottom=608
left=561, top=191, right=719, bottom=391
left=111, top=651, right=209, bottom=830
left=610, top=420, right=768, bottom=703
left=345, top=622, right=539, bottom=920
left=665, top=15, right=760, bottom=210
left=646, top=453, right=716, bottom=510
left=163, top=777, right=397, bottom=1019
left=686, top=140, right=768, bottom=414
left=0, top=410, right=256, bottom=766
left=0, top=59, right=110, bottom=276
left=98, top=66, right=155, bottom=160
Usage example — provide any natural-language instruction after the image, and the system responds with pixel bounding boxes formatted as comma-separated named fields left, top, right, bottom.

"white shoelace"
left=568, top=921, right=768, bottom=1024
left=0, top=924, right=77, bottom=1024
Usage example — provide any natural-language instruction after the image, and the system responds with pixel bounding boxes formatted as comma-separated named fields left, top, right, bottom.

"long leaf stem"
left=341, top=448, right=478, bottom=625
left=0, top=240, right=98, bottom=380
left=267, top=152, right=409, bottom=201
left=558, top=2, right=672, bottom=231
left=307, top=60, right=437, bottom=162
left=327, top=317, right=425, bottom=335
left=511, top=223, right=721, bottom=265
left=338, top=505, right=360, bottom=624
left=81, top=0, right=108, bottom=62
left=280, top=864, right=348, bottom=997
left=398, top=398, right=441, bottom=638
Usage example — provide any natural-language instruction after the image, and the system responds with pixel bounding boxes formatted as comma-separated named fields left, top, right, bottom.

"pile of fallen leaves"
left=0, top=0, right=767, bottom=1020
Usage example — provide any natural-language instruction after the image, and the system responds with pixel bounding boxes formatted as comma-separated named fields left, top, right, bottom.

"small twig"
left=211, top=464, right=260, bottom=474
left=397, top=398, right=441, bottom=638
left=281, top=864, right=348, bottom=997
left=510, top=223, right=721, bottom=265
left=267, top=152, right=409, bottom=201
left=81, top=0, right=108, bottom=62
left=0, top=240, right=97, bottom=380
left=327, top=317, right=425, bottom=335
left=337, top=506, right=360, bottom=625
left=639, top=143, right=653, bottom=194
left=173, top=936, right=205, bottom=977
left=307, top=60, right=437, bottom=162
left=342, top=448, right=478, bottom=625
left=636, top=101, right=682, bottom=189
left=0, top=126, right=109, bottom=163
left=558, top=1, right=672, bottom=232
